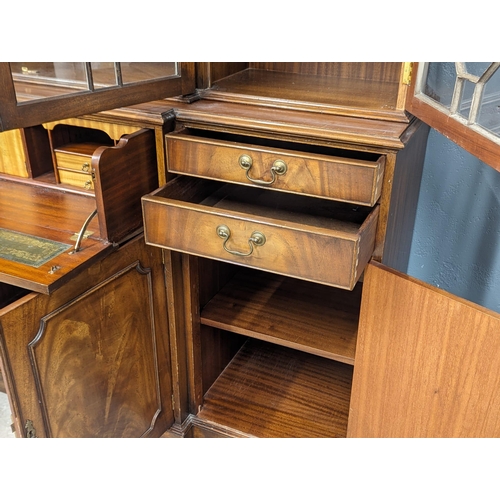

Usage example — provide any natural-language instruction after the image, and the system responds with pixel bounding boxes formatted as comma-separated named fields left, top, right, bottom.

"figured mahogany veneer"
left=0, top=367, right=5, bottom=393
left=166, top=128, right=385, bottom=206
left=0, top=236, right=173, bottom=438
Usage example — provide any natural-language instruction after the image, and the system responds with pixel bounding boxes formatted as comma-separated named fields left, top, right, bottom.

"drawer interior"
left=144, top=177, right=379, bottom=290
left=170, top=127, right=383, bottom=163
left=152, top=177, right=376, bottom=233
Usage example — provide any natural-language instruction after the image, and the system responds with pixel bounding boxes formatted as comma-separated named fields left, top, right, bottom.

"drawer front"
left=55, top=151, right=93, bottom=173
left=143, top=178, right=379, bottom=290
left=57, top=169, right=94, bottom=191
left=54, top=142, right=103, bottom=173
left=166, top=131, right=385, bottom=206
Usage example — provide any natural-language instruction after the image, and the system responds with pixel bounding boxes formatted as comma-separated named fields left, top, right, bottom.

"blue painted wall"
left=407, top=128, right=500, bottom=313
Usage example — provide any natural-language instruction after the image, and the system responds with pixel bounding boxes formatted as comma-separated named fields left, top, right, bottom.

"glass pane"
left=120, top=62, right=178, bottom=83
left=10, top=62, right=90, bottom=102
left=466, top=62, right=492, bottom=76
left=456, top=79, right=475, bottom=120
left=456, top=63, right=491, bottom=120
left=421, top=62, right=500, bottom=142
left=478, top=68, right=500, bottom=138
left=9, top=62, right=179, bottom=104
left=423, top=62, right=456, bottom=106
left=90, top=62, right=118, bottom=88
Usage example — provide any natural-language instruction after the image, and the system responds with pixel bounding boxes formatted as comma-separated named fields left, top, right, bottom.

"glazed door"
left=348, top=261, right=500, bottom=437
left=405, top=62, right=500, bottom=171
left=0, top=62, right=195, bottom=131
left=0, top=236, right=173, bottom=438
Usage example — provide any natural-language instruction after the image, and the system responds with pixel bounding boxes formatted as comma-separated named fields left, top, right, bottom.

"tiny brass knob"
left=272, top=159, right=287, bottom=175
left=238, top=154, right=253, bottom=169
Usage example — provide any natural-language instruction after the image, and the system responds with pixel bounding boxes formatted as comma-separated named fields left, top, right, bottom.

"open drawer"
left=142, top=177, right=379, bottom=290
left=166, top=128, right=385, bottom=207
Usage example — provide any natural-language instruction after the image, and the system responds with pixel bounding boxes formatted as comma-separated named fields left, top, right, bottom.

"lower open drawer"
left=142, top=176, right=379, bottom=290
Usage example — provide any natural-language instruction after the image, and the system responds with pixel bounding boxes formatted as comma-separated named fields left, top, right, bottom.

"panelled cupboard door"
left=0, top=236, right=173, bottom=438
left=0, top=62, right=195, bottom=132
left=347, top=261, right=500, bottom=438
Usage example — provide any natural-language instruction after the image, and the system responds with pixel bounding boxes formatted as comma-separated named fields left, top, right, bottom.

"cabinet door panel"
left=29, top=262, right=160, bottom=437
left=348, top=261, right=500, bottom=438
left=0, top=236, right=173, bottom=438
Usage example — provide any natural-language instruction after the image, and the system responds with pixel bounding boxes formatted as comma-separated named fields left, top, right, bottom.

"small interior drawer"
left=142, top=177, right=379, bottom=290
left=57, top=169, right=94, bottom=191
left=166, top=128, right=385, bottom=207
left=54, top=143, right=102, bottom=173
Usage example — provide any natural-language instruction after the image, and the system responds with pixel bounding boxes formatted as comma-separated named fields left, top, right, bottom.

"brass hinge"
left=402, top=62, right=413, bottom=85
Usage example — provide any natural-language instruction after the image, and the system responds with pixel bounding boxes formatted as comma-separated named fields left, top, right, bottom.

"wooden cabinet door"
left=348, top=261, right=500, bottom=437
left=0, top=236, right=173, bottom=438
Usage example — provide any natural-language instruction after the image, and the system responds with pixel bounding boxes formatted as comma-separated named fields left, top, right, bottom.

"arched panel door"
left=0, top=236, right=173, bottom=438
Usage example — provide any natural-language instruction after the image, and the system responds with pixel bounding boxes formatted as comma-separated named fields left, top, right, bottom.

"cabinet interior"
left=0, top=118, right=159, bottom=293
left=199, top=62, right=408, bottom=122
left=191, top=258, right=361, bottom=438
left=2, top=123, right=118, bottom=193
left=0, top=282, right=29, bottom=309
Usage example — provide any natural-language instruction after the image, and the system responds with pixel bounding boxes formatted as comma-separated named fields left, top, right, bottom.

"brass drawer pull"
left=238, top=154, right=287, bottom=185
left=216, top=224, right=266, bottom=257
left=81, top=162, right=90, bottom=172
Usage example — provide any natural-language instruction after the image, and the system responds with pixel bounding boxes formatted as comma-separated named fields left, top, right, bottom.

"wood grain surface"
left=166, top=128, right=385, bottom=206
left=348, top=262, right=500, bottom=437
left=198, top=339, right=353, bottom=438
left=201, top=268, right=361, bottom=364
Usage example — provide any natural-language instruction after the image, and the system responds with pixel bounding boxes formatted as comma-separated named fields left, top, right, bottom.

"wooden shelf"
left=197, top=339, right=353, bottom=438
left=200, top=268, right=361, bottom=365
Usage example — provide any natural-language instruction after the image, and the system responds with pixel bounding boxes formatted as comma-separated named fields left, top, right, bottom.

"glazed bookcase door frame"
left=406, top=62, right=500, bottom=171
left=0, top=62, right=195, bottom=132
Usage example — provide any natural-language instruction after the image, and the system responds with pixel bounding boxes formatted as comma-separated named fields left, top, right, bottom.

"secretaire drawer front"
left=142, top=178, right=379, bottom=290
left=166, top=130, right=385, bottom=207
left=57, top=169, right=94, bottom=190
left=54, top=143, right=102, bottom=173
